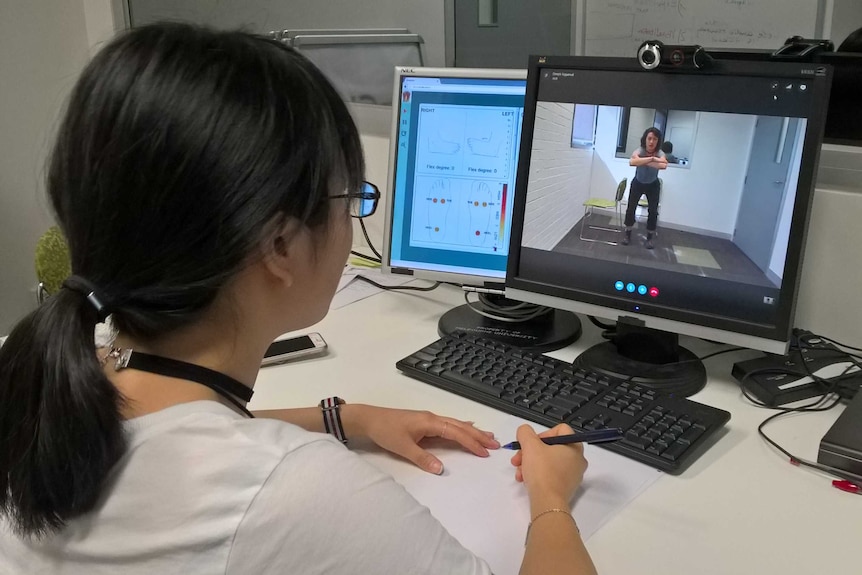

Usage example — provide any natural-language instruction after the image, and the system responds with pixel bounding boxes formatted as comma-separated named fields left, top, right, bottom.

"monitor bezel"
left=505, top=56, right=833, bottom=354
left=381, top=66, right=527, bottom=287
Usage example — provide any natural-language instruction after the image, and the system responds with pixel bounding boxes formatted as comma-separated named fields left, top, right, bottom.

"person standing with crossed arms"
left=622, top=127, right=667, bottom=249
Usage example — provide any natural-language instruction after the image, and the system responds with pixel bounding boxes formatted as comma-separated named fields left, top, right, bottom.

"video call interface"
left=388, top=75, right=526, bottom=280
left=512, top=66, right=823, bottom=330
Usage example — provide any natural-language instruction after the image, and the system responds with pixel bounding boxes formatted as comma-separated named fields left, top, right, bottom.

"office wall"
left=0, top=0, right=94, bottom=334
left=796, top=185, right=862, bottom=347
left=454, top=0, right=570, bottom=68
left=82, top=0, right=118, bottom=53
left=521, top=103, right=592, bottom=250
left=830, top=1, right=862, bottom=48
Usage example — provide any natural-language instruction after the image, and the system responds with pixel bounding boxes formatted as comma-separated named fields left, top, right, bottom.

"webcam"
left=637, top=40, right=713, bottom=70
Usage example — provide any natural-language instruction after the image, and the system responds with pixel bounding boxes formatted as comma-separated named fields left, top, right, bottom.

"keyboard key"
left=660, top=441, right=689, bottom=461
left=679, top=424, right=706, bottom=445
left=440, top=370, right=503, bottom=398
left=622, top=436, right=652, bottom=450
left=545, top=406, right=571, bottom=421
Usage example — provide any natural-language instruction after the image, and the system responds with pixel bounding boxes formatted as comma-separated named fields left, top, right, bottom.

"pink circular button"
left=649, top=287, right=659, bottom=297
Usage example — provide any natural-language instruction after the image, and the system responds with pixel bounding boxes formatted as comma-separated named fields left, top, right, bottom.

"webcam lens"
left=637, top=41, right=662, bottom=70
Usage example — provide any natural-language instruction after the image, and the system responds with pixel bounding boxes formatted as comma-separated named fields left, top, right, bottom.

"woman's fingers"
left=436, top=417, right=500, bottom=457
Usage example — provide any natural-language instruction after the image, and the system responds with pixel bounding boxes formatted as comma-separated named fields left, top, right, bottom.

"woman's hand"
left=510, top=423, right=588, bottom=510
left=342, top=404, right=500, bottom=474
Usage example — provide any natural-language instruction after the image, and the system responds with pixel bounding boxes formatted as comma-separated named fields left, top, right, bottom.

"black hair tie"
left=62, top=275, right=112, bottom=322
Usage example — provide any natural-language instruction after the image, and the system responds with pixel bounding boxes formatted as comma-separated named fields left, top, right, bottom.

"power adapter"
left=732, top=330, right=861, bottom=406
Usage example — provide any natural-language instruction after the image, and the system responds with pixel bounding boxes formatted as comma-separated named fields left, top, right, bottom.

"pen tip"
left=501, top=442, right=516, bottom=450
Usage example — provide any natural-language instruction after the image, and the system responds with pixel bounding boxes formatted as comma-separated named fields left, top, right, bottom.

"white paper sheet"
left=330, top=266, right=420, bottom=309
left=355, top=416, right=662, bottom=575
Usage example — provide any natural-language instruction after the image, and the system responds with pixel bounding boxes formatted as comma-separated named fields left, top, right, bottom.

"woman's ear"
left=260, top=217, right=306, bottom=288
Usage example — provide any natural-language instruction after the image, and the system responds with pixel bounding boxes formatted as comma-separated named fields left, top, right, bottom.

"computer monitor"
left=709, top=48, right=862, bottom=146
left=381, top=66, right=581, bottom=350
left=506, top=56, right=832, bottom=394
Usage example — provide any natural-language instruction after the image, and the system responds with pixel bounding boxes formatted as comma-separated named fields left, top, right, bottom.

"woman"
left=623, top=126, right=667, bottom=249
left=0, top=24, right=595, bottom=575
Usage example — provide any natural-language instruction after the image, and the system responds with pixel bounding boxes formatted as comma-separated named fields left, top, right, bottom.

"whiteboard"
left=577, top=0, right=827, bottom=57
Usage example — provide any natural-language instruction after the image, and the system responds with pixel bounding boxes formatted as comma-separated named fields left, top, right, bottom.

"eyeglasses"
left=329, top=181, right=380, bottom=219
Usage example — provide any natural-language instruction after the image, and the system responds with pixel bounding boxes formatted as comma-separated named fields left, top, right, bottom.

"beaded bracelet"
left=524, top=508, right=578, bottom=545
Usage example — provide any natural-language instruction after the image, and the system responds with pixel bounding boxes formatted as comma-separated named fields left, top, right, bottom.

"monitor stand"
left=437, top=295, right=581, bottom=353
left=573, top=319, right=706, bottom=397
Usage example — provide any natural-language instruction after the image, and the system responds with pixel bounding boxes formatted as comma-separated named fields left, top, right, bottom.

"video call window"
left=522, top=102, right=807, bottom=291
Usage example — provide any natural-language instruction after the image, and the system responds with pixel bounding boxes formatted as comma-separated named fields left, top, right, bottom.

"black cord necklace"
left=104, top=347, right=255, bottom=418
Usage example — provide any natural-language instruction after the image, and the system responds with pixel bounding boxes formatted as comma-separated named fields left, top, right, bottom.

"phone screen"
left=265, top=336, right=316, bottom=357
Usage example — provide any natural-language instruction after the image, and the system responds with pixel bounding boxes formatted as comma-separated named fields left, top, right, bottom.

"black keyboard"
left=396, top=332, right=730, bottom=474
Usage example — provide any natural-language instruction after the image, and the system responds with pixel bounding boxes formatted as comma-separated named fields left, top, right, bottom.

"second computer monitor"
left=382, top=67, right=526, bottom=285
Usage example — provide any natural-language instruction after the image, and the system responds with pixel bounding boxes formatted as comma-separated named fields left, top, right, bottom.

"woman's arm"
left=255, top=404, right=500, bottom=474
left=513, top=424, right=598, bottom=575
left=629, top=152, right=655, bottom=167
left=648, top=156, right=668, bottom=170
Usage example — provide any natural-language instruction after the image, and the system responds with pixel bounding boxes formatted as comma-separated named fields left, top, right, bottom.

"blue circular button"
left=615, top=281, right=625, bottom=291
left=626, top=283, right=636, bottom=293
left=638, top=284, right=648, bottom=295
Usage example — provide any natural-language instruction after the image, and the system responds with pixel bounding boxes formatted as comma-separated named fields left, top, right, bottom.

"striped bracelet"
left=320, top=396, right=348, bottom=444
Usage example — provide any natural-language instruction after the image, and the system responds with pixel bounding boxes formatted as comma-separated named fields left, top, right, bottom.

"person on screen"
left=623, top=127, right=667, bottom=249
left=0, top=24, right=597, bottom=575
left=661, top=140, right=678, bottom=164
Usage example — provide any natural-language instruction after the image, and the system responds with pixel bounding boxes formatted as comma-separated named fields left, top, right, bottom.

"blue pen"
left=501, top=428, right=624, bottom=450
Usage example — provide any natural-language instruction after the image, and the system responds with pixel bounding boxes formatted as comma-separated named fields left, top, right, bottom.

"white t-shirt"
left=0, top=401, right=492, bottom=574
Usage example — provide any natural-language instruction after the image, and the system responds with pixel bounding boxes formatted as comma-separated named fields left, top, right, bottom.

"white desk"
left=251, top=282, right=860, bottom=575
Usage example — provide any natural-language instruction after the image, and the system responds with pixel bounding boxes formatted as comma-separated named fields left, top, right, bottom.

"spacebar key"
left=440, top=371, right=502, bottom=397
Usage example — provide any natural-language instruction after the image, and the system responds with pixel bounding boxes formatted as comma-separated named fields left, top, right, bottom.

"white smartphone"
left=261, top=333, right=327, bottom=367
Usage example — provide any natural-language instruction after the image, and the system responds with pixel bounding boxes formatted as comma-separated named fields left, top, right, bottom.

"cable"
left=733, top=329, right=862, bottom=484
left=350, top=250, right=381, bottom=264
left=696, top=346, right=749, bottom=362
left=359, top=219, right=382, bottom=260
left=587, top=316, right=616, bottom=330
left=354, top=274, right=440, bottom=292
left=805, top=333, right=862, bottom=354
left=462, top=292, right=553, bottom=323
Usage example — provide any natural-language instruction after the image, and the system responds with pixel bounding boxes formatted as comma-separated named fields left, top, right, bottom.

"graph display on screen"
left=384, top=69, right=526, bottom=281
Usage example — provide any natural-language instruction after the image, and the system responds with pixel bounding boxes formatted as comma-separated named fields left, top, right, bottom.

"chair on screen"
left=580, top=177, right=627, bottom=245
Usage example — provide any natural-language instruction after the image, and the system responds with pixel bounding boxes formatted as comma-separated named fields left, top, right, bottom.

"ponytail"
left=0, top=288, right=126, bottom=537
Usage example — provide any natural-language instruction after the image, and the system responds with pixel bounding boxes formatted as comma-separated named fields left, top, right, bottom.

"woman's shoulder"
left=125, top=401, right=336, bottom=466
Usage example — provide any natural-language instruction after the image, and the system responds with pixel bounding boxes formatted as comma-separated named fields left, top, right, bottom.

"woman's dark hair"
left=640, top=127, right=663, bottom=153
left=0, top=23, right=364, bottom=537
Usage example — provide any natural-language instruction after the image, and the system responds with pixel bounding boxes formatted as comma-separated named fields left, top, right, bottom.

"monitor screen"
left=506, top=57, right=831, bottom=359
left=382, top=67, right=527, bottom=286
